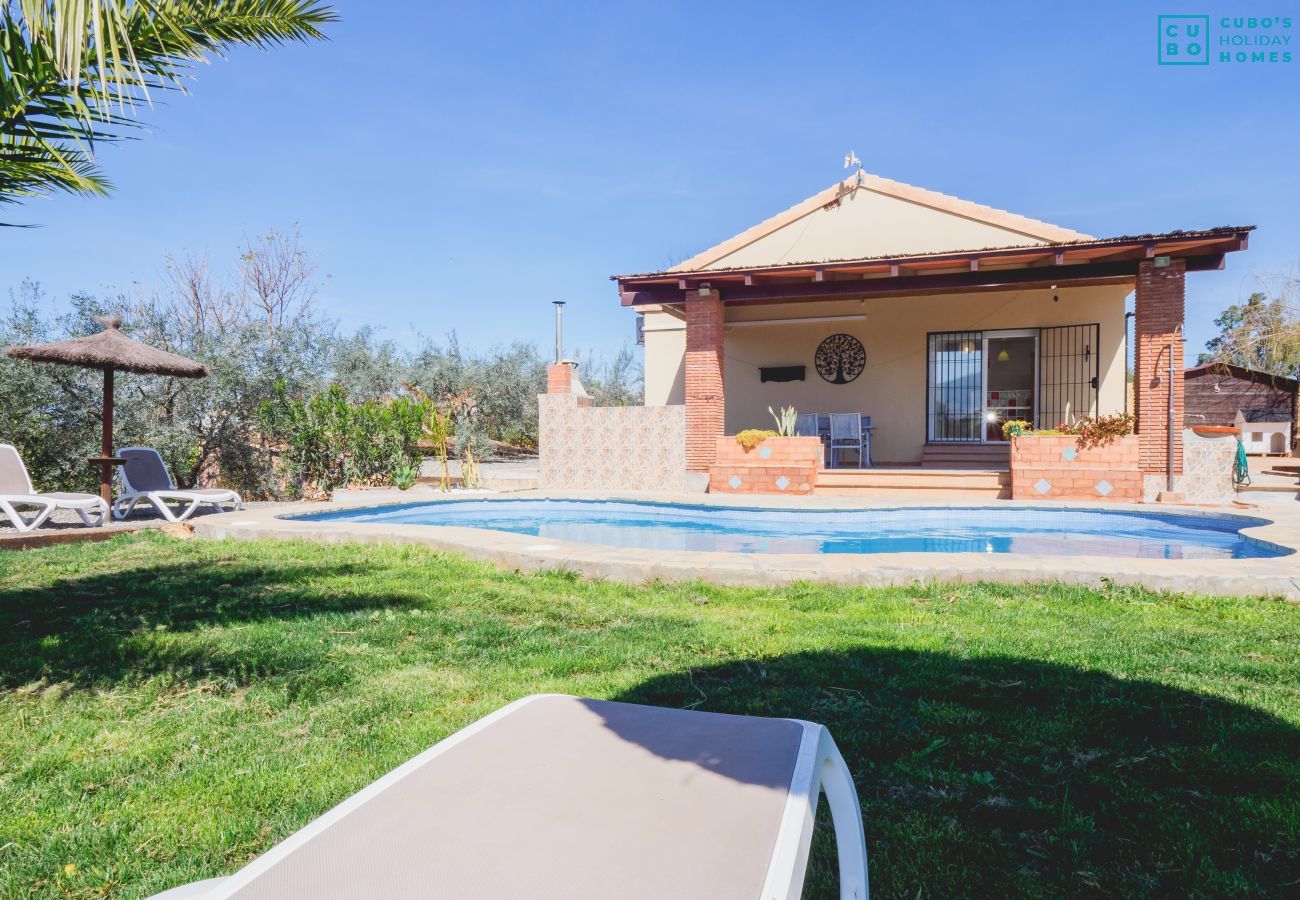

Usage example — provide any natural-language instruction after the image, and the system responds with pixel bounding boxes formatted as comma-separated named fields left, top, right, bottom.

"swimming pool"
left=290, top=500, right=1285, bottom=560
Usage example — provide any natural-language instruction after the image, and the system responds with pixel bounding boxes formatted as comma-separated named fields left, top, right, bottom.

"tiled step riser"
left=816, top=486, right=1011, bottom=499
left=818, top=475, right=1009, bottom=490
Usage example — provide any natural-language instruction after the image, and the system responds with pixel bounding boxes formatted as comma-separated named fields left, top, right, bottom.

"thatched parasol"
left=5, top=315, right=208, bottom=502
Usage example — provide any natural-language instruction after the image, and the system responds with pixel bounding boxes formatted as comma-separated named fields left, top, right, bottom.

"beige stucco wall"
left=642, top=284, right=1130, bottom=465
left=708, top=189, right=1051, bottom=269
left=642, top=309, right=686, bottom=407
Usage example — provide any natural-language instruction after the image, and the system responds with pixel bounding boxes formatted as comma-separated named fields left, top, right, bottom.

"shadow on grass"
left=614, top=650, right=1300, bottom=898
left=0, top=555, right=411, bottom=689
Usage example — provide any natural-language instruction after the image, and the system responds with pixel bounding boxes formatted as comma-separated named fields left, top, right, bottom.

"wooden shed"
left=1184, top=362, right=1297, bottom=451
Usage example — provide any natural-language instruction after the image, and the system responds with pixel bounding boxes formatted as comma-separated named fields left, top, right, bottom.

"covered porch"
left=620, top=227, right=1252, bottom=498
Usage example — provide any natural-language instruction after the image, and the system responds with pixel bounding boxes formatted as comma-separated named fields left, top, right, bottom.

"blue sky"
left=4, top=1, right=1298, bottom=360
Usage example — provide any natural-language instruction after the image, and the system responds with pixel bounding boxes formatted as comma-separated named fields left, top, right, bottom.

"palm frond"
left=1, top=1, right=336, bottom=205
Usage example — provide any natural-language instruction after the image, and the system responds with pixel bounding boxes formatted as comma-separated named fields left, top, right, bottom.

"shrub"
left=257, top=384, right=430, bottom=498
left=392, top=462, right=418, bottom=491
left=736, top=429, right=777, bottom=451
left=1063, top=413, right=1135, bottom=449
left=769, top=405, right=798, bottom=436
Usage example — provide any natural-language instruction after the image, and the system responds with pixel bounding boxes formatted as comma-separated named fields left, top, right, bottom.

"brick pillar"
left=1134, top=259, right=1185, bottom=478
left=684, top=287, right=724, bottom=471
left=546, top=362, right=572, bottom=394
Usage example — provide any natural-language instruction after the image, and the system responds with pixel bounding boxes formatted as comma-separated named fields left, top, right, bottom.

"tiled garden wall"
left=1173, top=429, right=1237, bottom=504
left=538, top=394, right=686, bottom=492
left=1010, top=435, right=1141, bottom=502
left=709, top=436, right=822, bottom=494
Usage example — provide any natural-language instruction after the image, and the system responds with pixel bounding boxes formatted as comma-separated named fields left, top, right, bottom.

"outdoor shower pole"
left=553, top=300, right=565, bottom=364
left=1124, top=311, right=1134, bottom=417
left=1168, top=324, right=1182, bottom=493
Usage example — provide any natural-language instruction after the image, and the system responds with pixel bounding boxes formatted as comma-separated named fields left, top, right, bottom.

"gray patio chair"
left=829, top=413, right=865, bottom=468
left=794, top=413, right=819, bottom=437
left=0, top=443, right=108, bottom=532
left=148, top=694, right=869, bottom=900
left=114, top=446, right=241, bottom=523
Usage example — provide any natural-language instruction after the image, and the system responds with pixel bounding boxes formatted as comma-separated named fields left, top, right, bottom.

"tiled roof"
left=614, top=226, right=1254, bottom=282
left=666, top=173, right=1094, bottom=273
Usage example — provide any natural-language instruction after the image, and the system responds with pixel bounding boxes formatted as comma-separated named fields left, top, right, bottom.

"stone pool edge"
left=192, top=491, right=1300, bottom=600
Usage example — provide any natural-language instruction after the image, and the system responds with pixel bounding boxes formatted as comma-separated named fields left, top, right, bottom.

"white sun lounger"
left=149, top=694, right=869, bottom=899
left=113, top=447, right=241, bottom=523
left=0, top=443, right=108, bottom=532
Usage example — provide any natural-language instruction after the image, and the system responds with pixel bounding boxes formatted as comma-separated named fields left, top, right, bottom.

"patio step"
left=1233, top=484, right=1300, bottom=505
left=815, top=467, right=1011, bottom=499
left=921, top=443, right=1010, bottom=469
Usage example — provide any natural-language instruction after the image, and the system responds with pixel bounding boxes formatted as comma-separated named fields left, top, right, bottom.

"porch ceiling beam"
left=1090, top=244, right=1157, bottom=263
left=619, top=254, right=1225, bottom=307
left=1025, top=250, right=1065, bottom=268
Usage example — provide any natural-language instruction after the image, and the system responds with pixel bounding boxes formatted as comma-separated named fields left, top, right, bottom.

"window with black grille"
left=927, top=331, right=984, bottom=442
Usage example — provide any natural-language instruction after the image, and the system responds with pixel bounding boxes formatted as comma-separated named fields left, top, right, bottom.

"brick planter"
left=1010, top=434, right=1140, bottom=501
left=709, top=435, right=822, bottom=494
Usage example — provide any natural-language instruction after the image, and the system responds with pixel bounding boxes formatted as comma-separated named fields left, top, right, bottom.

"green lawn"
left=0, top=534, right=1297, bottom=898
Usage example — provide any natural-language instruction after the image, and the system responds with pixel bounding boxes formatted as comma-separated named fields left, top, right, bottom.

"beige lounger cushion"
left=0, top=444, right=35, bottom=495
left=222, top=696, right=804, bottom=899
left=36, top=491, right=103, bottom=504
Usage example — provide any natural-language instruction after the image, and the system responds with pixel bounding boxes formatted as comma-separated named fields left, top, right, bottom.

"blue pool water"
left=290, top=500, right=1285, bottom=559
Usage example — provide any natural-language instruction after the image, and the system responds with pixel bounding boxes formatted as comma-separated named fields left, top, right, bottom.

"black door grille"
left=927, top=331, right=984, bottom=442
left=1038, top=323, right=1100, bottom=429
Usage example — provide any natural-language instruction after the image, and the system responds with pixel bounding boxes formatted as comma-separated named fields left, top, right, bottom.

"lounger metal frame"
left=0, top=443, right=108, bottom=532
left=113, top=447, right=242, bottom=523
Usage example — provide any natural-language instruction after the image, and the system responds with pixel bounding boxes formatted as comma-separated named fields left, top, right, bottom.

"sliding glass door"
left=983, top=331, right=1037, bottom=441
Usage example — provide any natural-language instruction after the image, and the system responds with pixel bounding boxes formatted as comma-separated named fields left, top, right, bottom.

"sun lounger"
left=149, top=694, right=869, bottom=899
left=0, top=443, right=108, bottom=532
left=113, top=447, right=241, bottom=523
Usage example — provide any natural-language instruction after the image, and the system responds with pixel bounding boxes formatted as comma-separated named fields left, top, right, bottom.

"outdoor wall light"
left=1051, top=284, right=1059, bottom=303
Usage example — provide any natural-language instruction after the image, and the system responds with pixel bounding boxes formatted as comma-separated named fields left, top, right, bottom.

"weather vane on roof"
left=843, top=150, right=864, bottom=185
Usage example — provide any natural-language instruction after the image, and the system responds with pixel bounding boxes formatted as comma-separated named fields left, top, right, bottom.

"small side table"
left=86, top=456, right=127, bottom=504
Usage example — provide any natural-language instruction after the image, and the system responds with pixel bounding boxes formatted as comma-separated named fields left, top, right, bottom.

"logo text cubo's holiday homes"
left=1158, top=15, right=1293, bottom=65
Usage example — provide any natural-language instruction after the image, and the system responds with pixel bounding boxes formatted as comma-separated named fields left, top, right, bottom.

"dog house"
left=1235, top=409, right=1291, bottom=455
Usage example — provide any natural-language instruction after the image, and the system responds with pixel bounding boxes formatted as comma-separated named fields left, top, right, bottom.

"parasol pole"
left=100, top=366, right=114, bottom=503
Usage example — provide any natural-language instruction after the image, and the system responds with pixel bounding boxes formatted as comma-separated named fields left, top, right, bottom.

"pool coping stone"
left=192, top=491, right=1300, bottom=600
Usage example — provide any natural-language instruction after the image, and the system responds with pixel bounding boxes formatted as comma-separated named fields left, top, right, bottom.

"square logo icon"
left=1159, top=15, right=1210, bottom=65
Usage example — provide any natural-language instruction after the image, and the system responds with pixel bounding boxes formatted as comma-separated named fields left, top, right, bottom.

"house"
left=614, top=172, right=1252, bottom=497
left=1184, top=361, right=1296, bottom=454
